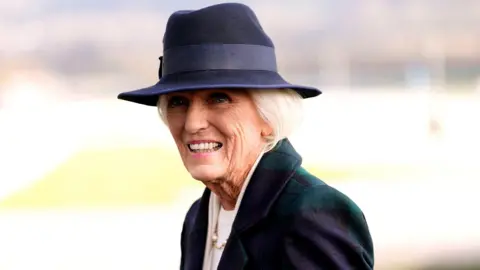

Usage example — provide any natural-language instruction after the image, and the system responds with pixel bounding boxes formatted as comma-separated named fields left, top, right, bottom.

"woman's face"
left=164, top=89, right=272, bottom=184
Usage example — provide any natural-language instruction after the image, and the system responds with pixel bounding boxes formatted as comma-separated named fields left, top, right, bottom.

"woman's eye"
left=167, top=96, right=188, bottom=108
left=208, top=92, right=231, bottom=104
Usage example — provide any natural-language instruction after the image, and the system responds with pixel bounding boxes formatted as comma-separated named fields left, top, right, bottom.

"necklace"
left=212, top=225, right=228, bottom=249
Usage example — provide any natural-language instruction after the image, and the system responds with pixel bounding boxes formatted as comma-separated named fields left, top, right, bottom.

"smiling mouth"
left=188, top=142, right=223, bottom=153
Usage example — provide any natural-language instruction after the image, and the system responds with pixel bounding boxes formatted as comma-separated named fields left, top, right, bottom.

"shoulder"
left=183, top=198, right=201, bottom=225
left=276, top=166, right=374, bottom=252
left=276, top=166, right=365, bottom=219
left=180, top=197, right=204, bottom=240
left=277, top=167, right=375, bottom=268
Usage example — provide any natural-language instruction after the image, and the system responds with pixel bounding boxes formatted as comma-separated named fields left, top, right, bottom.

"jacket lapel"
left=233, top=139, right=302, bottom=233
left=218, top=139, right=302, bottom=269
left=217, top=230, right=249, bottom=270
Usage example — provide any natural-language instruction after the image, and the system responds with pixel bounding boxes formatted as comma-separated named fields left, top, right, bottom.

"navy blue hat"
left=117, top=3, right=321, bottom=106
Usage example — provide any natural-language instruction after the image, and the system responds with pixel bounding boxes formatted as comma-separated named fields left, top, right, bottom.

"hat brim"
left=117, top=70, right=321, bottom=106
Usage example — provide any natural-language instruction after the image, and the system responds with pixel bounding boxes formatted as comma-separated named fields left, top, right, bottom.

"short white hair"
left=157, top=89, right=304, bottom=152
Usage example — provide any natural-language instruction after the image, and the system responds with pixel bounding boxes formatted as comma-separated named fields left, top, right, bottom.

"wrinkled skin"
left=164, top=89, right=272, bottom=210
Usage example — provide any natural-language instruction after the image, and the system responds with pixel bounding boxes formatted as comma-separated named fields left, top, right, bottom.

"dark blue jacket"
left=180, top=139, right=374, bottom=269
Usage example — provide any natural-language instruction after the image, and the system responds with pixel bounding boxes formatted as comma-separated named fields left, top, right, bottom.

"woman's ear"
left=261, top=125, right=273, bottom=137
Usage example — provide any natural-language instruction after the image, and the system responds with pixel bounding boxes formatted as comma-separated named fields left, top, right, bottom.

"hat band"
left=161, top=44, right=277, bottom=77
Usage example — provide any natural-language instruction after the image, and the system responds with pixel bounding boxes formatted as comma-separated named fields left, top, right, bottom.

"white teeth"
left=189, top=142, right=221, bottom=151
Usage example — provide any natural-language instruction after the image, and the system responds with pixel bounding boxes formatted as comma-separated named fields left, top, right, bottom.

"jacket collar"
left=187, top=139, right=302, bottom=269
left=232, top=139, right=302, bottom=233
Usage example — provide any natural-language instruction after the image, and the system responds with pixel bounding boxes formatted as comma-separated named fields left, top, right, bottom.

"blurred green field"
left=0, top=147, right=421, bottom=209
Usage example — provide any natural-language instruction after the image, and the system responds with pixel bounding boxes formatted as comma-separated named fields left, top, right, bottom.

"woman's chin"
left=187, top=165, right=224, bottom=183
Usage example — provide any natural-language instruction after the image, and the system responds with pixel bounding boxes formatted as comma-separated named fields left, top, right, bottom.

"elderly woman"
left=118, top=3, right=374, bottom=270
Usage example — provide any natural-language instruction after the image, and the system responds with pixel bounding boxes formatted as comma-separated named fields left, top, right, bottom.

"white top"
left=202, top=150, right=265, bottom=270
left=211, top=207, right=236, bottom=268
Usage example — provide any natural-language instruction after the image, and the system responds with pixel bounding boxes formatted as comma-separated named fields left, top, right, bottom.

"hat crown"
left=163, top=3, right=274, bottom=51
left=116, top=3, right=321, bottom=106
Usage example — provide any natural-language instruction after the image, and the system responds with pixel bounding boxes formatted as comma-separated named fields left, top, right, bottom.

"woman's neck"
left=220, top=198, right=236, bottom=211
left=205, top=146, right=265, bottom=210
left=205, top=175, right=246, bottom=210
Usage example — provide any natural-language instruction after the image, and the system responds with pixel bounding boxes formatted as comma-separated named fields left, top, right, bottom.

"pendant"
left=212, top=233, right=227, bottom=249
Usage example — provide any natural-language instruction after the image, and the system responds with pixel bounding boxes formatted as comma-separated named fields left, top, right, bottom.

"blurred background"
left=1, top=0, right=480, bottom=269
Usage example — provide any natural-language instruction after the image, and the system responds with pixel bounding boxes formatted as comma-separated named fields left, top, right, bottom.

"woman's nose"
left=183, top=103, right=209, bottom=134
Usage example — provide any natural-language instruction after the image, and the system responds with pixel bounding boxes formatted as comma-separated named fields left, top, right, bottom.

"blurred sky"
left=2, top=0, right=480, bottom=106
